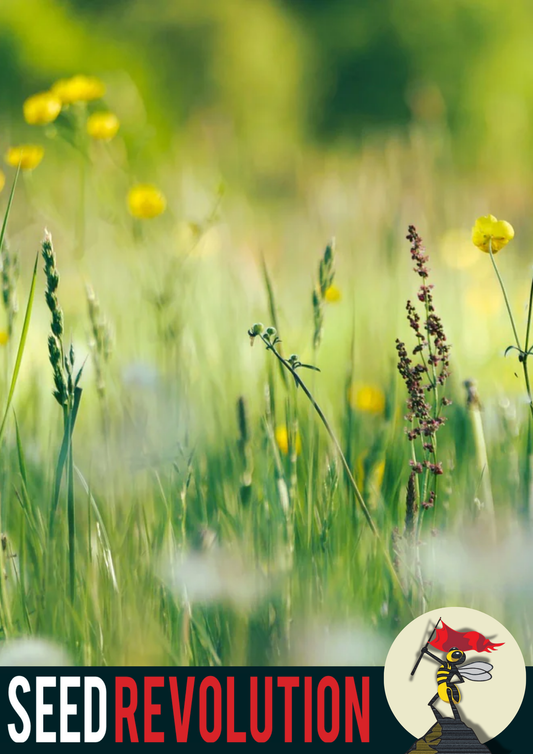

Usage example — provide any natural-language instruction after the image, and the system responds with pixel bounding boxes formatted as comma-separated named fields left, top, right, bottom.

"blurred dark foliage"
left=281, top=0, right=412, bottom=135
left=3, top=0, right=533, bottom=171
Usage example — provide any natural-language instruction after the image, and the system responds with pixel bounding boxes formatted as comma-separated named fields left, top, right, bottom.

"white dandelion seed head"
left=0, top=638, right=71, bottom=667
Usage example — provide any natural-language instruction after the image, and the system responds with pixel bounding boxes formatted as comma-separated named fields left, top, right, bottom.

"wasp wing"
left=460, top=661, right=493, bottom=682
left=462, top=661, right=493, bottom=673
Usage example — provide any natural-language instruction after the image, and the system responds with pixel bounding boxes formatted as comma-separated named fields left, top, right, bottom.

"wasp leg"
left=446, top=687, right=461, bottom=720
left=428, top=693, right=442, bottom=721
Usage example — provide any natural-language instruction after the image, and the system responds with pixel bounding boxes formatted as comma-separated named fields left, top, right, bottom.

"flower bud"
left=251, top=322, right=264, bottom=336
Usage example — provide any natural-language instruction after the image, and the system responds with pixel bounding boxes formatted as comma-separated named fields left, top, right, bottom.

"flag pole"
left=411, top=616, right=442, bottom=676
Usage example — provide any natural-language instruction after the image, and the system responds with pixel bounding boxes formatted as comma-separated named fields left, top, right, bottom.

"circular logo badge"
left=384, top=606, right=526, bottom=744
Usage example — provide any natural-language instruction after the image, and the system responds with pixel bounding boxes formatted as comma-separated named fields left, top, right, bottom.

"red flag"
left=429, top=621, right=504, bottom=653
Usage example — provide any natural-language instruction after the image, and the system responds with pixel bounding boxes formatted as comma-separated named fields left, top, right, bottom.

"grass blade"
left=74, top=465, right=119, bottom=593
left=0, top=166, right=20, bottom=253
left=0, top=251, right=39, bottom=446
left=260, top=253, right=288, bottom=387
left=48, top=387, right=83, bottom=533
left=13, top=411, right=28, bottom=486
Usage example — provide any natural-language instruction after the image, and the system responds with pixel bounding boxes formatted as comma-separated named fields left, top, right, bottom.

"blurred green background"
left=4, top=0, right=533, bottom=177
left=1, top=0, right=533, bottom=667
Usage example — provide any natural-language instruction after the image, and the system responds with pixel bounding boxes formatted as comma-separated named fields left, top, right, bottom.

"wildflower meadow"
left=2, top=7, right=533, bottom=670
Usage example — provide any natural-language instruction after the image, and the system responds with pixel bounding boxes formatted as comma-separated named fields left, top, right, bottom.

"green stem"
left=48, top=393, right=82, bottom=534
left=489, top=241, right=533, bottom=419
left=489, top=241, right=522, bottom=352
left=45, top=389, right=82, bottom=609
left=523, top=362, right=533, bottom=420
left=260, top=335, right=414, bottom=613
left=67, top=407, right=76, bottom=603
left=75, top=103, right=88, bottom=260
left=525, top=275, right=533, bottom=354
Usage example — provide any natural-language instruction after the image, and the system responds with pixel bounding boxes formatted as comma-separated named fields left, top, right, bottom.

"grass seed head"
left=397, top=225, right=451, bottom=513
left=86, top=284, right=113, bottom=396
left=0, top=236, right=19, bottom=336
left=313, top=238, right=336, bottom=349
left=42, top=231, right=72, bottom=407
left=404, top=471, right=418, bottom=539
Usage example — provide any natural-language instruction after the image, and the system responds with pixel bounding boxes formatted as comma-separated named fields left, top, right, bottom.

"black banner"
left=0, top=667, right=528, bottom=749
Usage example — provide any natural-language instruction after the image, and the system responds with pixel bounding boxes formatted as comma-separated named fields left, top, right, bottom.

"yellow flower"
left=86, top=112, right=120, bottom=141
left=356, top=454, right=386, bottom=495
left=0, top=330, right=9, bottom=346
left=472, top=215, right=514, bottom=254
left=348, top=383, right=386, bottom=415
left=127, top=184, right=166, bottom=219
left=373, top=459, right=386, bottom=490
left=0, top=170, right=5, bottom=193
left=5, top=145, right=44, bottom=170
left=51, top=75, right=105, bottom=105
left=324, top=284, right=342, bottom=303
left=275, top=425, right=302, bottom=456
left=23, top=91, right=62, bottom=125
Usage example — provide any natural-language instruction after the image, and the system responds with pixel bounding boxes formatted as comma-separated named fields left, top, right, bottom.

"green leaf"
left=13, top=411, right=28, bottom=486
left=48, top=388, right=83, bottom=534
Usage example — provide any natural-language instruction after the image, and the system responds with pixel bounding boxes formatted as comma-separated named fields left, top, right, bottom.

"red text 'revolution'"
left=115, top=675, right=370, bottom=744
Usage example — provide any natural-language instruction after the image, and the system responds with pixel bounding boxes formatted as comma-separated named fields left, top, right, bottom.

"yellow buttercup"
left=5, top=145, right=44, bottom=170
left=127, top=184, right=166, bottom=219
left=23, top=91, right=62, bottom=125
left=324, top=284, right=342, bottom=303
left=275, top=425, right=302, bottom=456
left=52, top=75, right=105, bottom=105
left=472, top=215, right=514, bottom=254
left=87, top=112, right=120, bottom=141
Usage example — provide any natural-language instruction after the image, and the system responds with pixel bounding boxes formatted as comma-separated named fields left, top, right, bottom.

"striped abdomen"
left=437, top=662, right=461, bottom=704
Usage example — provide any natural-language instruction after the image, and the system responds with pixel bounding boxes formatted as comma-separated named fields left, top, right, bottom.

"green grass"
left=0, top=125, right=532, bottom=667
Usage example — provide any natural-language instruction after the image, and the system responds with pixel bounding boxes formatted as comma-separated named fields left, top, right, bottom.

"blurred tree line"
left=2, top=0, right=533, bottom=175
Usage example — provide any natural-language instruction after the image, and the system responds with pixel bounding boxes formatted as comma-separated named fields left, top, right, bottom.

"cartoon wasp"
left=411, top=617, right=503, bottom=716
left=420, top=645, right=493, bottom=708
